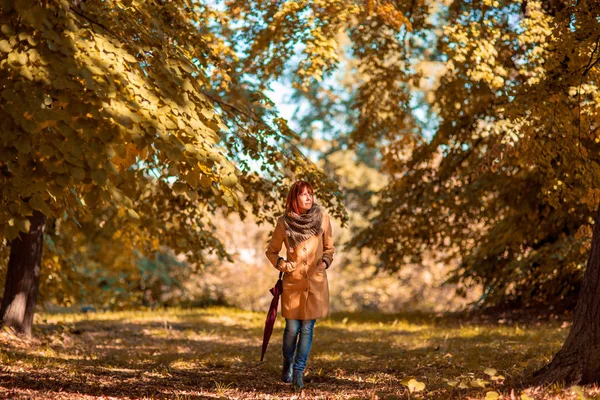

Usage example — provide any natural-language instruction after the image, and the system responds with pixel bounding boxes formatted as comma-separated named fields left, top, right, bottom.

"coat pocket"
left=284, top=261, right=303, bottom=281
left=315, top=260, right=326, bottom=275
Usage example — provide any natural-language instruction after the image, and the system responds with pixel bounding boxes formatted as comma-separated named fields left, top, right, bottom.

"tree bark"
left=533, top=203, right=600, bottom=384
left=0, top=210, right=46, bottom=336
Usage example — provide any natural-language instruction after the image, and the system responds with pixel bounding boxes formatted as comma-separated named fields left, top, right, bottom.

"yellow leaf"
left=402, top=378, right=425, bottom=393
left=127, top=209, right=140, bottom=220
left=15, top=218, right=31, bottom=233
left=122, top=52, right=137, bottom=63
left=0, top=40, right=11, bottom=52
left=221, top=173, right=238, bottom=188
left=485, top=392, right=499, bottom=400
left=470, top=378, right=488, bottom=388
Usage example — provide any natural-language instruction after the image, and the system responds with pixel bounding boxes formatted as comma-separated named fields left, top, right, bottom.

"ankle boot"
left=282, top=358, right=293, bottom=383
left=292, top=369, right=304, bottom=390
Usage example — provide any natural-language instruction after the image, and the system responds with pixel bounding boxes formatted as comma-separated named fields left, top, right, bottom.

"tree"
left=533, top=204, right=600, bottom=383
left=344, top=0, right=600, bottom=384
left=0, top=0, right=345, bottom=335
left=225, top=0, right=600, bottom=383
left=0, top=210, right=45, bottom=336
left=227, top=0, right=596, bottom=310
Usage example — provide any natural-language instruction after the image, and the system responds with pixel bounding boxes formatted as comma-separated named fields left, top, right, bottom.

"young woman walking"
left=265, top=180, right=335, bottom=390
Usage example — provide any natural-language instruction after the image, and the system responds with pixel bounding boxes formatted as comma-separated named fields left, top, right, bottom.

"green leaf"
left=173, top=182, right=187, bottom=195
left=91, top=169, right=108, bottom=186
left=29, top=194, right=52, bottom=217
left=14, top=136, right=32, bottom=153
left=104, top=161, right=119, bottom=175
left=47, top=184, right=64, bottom=198
left=186, top=189, right=198, bottom=202
left=199, top=175, right=212, bottom=188
left=168, top=164, right=179, bottom=176
left=1, top=24, right=15, bottom=36
left=71, top=167, right=86, bottom=181
left=166, top=147, right=184, bottom=161
left=15, top=0, right=36, bottom=13
left=5, top=224, right=20, bottom=241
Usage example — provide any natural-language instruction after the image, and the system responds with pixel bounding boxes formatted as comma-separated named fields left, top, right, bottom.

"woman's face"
left=296, top=187, right=313, bottom=214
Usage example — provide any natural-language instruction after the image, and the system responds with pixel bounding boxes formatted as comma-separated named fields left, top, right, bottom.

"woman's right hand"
left=283, top=260, right=296, bottom=273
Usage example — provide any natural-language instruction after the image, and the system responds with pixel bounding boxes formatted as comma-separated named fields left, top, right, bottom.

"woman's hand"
left=283, top=260, right=296, bottom=273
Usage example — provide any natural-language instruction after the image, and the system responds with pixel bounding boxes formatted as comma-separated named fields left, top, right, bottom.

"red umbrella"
left=260, top=271, right=283, bottom=362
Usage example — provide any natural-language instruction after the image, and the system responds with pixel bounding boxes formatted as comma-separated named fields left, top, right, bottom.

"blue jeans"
left=282, top=319, right=316, bottom=373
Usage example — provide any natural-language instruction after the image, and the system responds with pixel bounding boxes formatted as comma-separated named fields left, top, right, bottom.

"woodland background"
left=1, top=0, right=600, bottom=398
left=2, top=0, right=591, bottom=315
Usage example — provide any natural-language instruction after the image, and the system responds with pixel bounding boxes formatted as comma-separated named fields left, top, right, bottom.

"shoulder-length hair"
left=285, top=180, right=314, bottom=216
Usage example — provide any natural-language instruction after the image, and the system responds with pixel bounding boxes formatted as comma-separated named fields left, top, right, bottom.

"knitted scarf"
left=283, top=203, right=323, bottom=253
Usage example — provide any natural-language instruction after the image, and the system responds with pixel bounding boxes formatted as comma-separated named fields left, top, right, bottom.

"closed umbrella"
left=260, top=271, right=283, bottom=362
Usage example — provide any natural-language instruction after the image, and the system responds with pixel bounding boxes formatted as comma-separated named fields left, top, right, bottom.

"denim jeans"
left=282, top=318, right=316, bottom=373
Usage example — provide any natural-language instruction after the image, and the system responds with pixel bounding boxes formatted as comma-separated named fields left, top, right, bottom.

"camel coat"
left=265, top=212, right=334, bottom=320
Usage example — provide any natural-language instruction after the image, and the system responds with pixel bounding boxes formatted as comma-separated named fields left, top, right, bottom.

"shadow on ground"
left=0, top=308, right=575, bottom=399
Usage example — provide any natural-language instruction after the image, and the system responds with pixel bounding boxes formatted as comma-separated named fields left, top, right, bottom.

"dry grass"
left=0, top=307, right=597, bottom=399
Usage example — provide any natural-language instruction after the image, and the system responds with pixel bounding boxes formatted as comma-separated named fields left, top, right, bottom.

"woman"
left=265, top=180, right=335, bottom=390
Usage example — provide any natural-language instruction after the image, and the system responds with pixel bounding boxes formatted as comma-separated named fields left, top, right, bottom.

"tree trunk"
left=533, top=203, right=600, bottom=384
left=0, top=210, right=46, bottom=336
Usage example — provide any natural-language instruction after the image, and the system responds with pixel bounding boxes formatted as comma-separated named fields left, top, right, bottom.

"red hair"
left=285, top=180, right=314, bottom=215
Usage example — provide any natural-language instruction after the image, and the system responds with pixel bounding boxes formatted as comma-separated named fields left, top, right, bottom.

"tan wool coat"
left=265, top=212, right=334, bottom=320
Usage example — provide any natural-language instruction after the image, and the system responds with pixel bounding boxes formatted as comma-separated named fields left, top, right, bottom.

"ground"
left=0, top=307, right=597, bottom=399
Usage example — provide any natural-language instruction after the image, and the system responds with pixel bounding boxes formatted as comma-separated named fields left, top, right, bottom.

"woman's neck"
left=299, top=207, right=309, bottom=215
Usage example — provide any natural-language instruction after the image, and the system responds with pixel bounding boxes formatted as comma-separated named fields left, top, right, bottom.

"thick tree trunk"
left=533, top=204, right=600, bottom=384
left=0, top=210, right=46, bottom=336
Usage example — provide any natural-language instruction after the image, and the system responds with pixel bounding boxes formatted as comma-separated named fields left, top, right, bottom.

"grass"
left=0, top=306, right=597, bottom=399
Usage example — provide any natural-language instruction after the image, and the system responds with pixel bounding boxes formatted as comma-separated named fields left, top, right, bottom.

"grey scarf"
left=283, top=203, right=323, bottom=253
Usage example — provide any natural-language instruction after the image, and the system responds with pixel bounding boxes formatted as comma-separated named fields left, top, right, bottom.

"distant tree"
left=224, top=0, right=597, bottom=311
left=341, top=0, right=598, bottom=311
